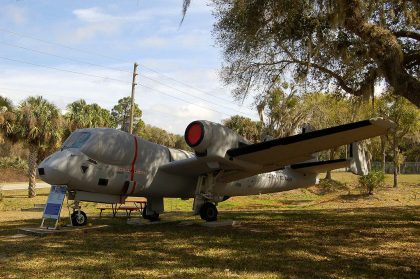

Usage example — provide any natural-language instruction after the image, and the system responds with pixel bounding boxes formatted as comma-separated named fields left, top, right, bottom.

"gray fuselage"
left=38, top=128, right=318, bottom=202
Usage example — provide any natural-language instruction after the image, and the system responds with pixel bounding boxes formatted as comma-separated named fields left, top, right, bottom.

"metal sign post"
left=40, top=185, right=67, bottom=229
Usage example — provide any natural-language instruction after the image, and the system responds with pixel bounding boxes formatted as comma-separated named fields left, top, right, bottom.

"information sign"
left=41, top=185, right=67, bottom=228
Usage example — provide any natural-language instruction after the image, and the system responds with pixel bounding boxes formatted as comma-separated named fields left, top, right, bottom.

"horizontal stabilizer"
left=290, top=159, right=351, bottom=174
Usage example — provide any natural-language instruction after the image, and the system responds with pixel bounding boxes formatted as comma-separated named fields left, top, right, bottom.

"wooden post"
left=129, top=62, right=138, bottom=134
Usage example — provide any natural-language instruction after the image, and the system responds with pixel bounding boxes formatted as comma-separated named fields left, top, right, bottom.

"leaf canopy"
left=213, top=0, right=419, bottom=106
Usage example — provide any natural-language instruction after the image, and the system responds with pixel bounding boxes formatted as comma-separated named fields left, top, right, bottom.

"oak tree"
left=211, top=0, right=419, bottom=107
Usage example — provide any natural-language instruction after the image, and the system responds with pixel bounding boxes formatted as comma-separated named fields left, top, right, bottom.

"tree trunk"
left=28, top=145, right=38, bottom=198
left=392, top=133, right=398, bottom=188
left=380, top=135, right=386, bottom=173
left=325, top=170, right=332, bottom=180
left=325, top=148, right=336, bottom=180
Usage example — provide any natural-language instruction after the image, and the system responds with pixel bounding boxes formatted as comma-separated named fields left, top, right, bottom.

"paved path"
left=0, top=182, right=50, bottom=191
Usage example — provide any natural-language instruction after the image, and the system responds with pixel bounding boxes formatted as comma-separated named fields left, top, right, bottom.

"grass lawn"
left=0, top=173, right=419, bottom=278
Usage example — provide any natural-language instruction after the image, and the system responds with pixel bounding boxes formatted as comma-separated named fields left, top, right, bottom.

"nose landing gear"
left=68, top=199, right=88, bottom=226
left=71, top=210, right=87, bottom=226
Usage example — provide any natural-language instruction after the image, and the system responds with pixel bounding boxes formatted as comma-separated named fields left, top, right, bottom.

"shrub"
left=358, top=170, right=385, bottom=195
left=0, top=156, right=28, bottom=171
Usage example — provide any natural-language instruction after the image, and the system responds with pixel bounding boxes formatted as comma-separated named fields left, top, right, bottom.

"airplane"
left=37, top=118, right=393, bottom=226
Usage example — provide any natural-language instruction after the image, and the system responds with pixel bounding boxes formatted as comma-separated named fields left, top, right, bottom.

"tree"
left=256, top=82, right=322, bottom=139
left=211, top=0, right=419, bottom=107
left=0, top=96, right=13, bottom=112
left=0, top=96, right=14, bottom=144
left=13, top=97, right=63, bottom=197
left=377, top=92, right=419, bottom=187
left=138, top=124, right=190, bottom=150
left=223, top=115, right=262, bottom=143
left=66, top=99, right=116, bottom=132
left=111, top=97, right=143, bottom=132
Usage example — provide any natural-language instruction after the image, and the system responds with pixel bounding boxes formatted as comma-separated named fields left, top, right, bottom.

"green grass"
left=0, top=173, right=419, bottom=278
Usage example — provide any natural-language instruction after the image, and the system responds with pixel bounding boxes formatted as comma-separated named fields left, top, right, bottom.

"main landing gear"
left=199, top=202, right=218, bottom=222
left=142, top=205, right=160, bottom=222
left=193, top=174, right=223, bottom=222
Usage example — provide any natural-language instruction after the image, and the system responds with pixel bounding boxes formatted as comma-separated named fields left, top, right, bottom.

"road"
left=0, top=182, right=50, bottom=191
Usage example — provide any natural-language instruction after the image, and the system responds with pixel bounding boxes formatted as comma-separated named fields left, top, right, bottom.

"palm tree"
left=15, top=96, right=63, bottom=198
left=0, top=96, right=16, bottom=144
left=0, top=96, right=13, bottom=112
left=66, top=99, right=116, bottom=132
left=66, top=99, right=90, bottom=131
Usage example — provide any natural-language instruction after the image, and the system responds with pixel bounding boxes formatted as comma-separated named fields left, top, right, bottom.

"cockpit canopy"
left=62, top=132, right=91, bottom=150
left=63, top=128, right=138, bottom=166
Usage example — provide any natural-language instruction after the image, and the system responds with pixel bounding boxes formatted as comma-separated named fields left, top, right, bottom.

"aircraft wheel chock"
left=200, top=202, right=218, bottom=222
left=142, top=206, right=159, bottom=222
left=71, top=211, right=87, bottom=226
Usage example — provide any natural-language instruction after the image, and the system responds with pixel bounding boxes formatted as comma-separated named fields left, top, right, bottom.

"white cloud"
left=1, top=5, right=27, bottom=25
left=140, top=36, right=169, bottom=48
left=67, top=3, right=214, bottom=45
left=68, top=22, right=121, bottom=43
left=72, top=6, right=179, bottom=24
left=136, top=30, right=212, bottom=51
left=0, top=62, right=258, bottom=134
left=73, top=7, right=114, bottom=23
left=143, top=103, right=217, bottom=134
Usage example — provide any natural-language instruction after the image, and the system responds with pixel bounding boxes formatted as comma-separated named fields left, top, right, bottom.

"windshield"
left=62, top=132, right=91, bottom=150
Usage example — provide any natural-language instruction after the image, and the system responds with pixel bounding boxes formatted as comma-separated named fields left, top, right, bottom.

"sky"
left=0, top=0, right=259, bottom=135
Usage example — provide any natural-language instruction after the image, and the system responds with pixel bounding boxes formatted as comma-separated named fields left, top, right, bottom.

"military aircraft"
left=37, top=118, right=393, bottom=225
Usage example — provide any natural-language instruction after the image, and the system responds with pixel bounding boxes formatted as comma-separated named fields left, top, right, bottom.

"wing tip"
left=369, top=117, right=396, bottom=130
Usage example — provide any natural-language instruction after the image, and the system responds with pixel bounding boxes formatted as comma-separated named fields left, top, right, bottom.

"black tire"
left=199, top=202, right=218, bottom=222
left=142, top=206, right=159, bottom=222
left=71, top=211, right=87, bottom=226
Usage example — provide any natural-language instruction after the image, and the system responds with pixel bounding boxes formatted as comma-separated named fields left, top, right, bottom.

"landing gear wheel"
left=71, top=211, right=87, bottom=226
left=200, top=202, right=218, bottom=222
left=142, top=206, right=159, bottom=222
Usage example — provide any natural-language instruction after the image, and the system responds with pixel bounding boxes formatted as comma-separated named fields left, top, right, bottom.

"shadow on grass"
left=4, top=193, right=49, bottom=199
left=1, top=206, right=419, bottom=278
left=338, top=193, right=374, bottom=200
left=277, top=199, right=313, bottom=205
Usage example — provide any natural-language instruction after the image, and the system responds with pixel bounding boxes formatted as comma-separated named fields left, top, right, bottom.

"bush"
left=358, top=170, right=385, bottom=195
left=0, top=156, right=28, bottom=171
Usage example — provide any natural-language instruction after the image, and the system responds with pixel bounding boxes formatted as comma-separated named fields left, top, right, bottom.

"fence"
left=371, top=162, right=420, bottom=174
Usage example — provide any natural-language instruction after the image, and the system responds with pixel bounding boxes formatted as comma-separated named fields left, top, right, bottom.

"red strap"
left=130, top=181, right=137, bottom=195
left=126, top=136, right=138, bottom=195
left=130, top=136, right=138, bottom=181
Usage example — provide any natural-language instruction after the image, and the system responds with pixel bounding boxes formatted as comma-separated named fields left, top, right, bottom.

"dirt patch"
left=0, top=168, right=28, bottom=183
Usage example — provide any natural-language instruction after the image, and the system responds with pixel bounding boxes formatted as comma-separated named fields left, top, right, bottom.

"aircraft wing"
left=290, top=159, right=351, bottom=174
left=160, top=118, right=393, bottom=182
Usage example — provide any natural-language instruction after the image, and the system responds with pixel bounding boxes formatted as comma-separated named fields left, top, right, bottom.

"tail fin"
left=349, top=142, right=369, bottom=175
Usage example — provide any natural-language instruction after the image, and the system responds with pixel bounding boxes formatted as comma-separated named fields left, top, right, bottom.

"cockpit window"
left=62, top=132, right=91, bottom=150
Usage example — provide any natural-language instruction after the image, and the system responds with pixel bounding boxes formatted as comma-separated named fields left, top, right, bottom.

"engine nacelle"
left=184, top=120, right=248, bottom=157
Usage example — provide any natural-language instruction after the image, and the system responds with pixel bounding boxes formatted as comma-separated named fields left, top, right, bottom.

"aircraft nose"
left=38, top=151, right=71, bottom=185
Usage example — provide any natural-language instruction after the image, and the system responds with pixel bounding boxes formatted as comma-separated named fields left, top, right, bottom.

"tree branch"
left=342, top=0, right=420, bottom=107
left=394, top=30, right=420, bottom=41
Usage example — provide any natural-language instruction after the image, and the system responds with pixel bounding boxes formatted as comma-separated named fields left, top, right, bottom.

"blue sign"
left=42, top=185, right=67, bottom=220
